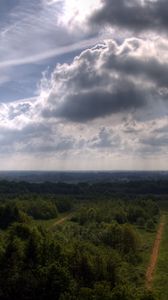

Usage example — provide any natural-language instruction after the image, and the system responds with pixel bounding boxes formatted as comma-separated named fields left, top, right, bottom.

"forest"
left=0, top=180, right=167, bottom=300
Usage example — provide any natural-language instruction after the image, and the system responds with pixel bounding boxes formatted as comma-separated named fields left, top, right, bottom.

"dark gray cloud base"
left=43, top=85, right=147, bottom=122
left=90, top=0, right=168, bottom=32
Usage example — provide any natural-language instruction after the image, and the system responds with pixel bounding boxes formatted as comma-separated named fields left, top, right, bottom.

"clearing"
left=51, top=212, right=73, bottom=227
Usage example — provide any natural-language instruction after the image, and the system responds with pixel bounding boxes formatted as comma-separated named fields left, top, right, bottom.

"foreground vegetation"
left=0, top=180, right=166, bottom=299
left=153, top=206, right=168, bottom=300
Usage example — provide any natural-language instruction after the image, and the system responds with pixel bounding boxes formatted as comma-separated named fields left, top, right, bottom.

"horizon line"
left=0, top=170, right=167, bottom=172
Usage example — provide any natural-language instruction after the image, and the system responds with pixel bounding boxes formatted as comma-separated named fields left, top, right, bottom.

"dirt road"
left=146, top=216, right=165, bottom=290
left=51, top=213, right=73, bottom=228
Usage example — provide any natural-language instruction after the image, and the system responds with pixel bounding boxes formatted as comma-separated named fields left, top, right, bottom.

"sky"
left=0, top=0, right=168, bottom=170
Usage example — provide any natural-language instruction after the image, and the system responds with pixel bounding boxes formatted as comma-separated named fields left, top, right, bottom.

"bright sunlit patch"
left=60, top=0, right=101, bottom=28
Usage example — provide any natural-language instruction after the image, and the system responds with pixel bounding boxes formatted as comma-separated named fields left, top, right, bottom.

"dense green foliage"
left=0, top=180, right=168, bottom=198
left=0, top=203, right=30, bottom=229
left=19, top=198, right=59, bottom=220
left=0, top=187, right=160, bottom=300
left=0, top=195, right=75, bottom=226
left=72, top=200, right=159, bottom=229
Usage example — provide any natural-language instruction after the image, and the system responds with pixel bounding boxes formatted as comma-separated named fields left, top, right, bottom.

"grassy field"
left=153, top=212, right=168, bottom=300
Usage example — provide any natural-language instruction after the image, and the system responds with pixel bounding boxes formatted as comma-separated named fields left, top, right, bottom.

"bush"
left=26, top=200, right=58, bottom=220
left=146, top=220, right=155, bottom=231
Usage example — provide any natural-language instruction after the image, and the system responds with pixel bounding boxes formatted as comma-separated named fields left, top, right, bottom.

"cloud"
left=1, top=35, right=167, bottom=165
left=141, top=134, right=168, bottom=147
left=0, top=99, right=168, bottom=169
left=103, top=42, right=168, bottom=89
left=0, top=0, right=95, bottom=69
left=0, top=121, right=76, bottom=155
left=44, top=85, right=147, bottom=122
left=0, top=37, right=102, bottom=69
left=90, top=127, right=121, bottom=149
left=8, top=103, right=31, bottom=120
left=41, top=38, right=168, bottom=123
left=90, top=0, right=168, bottom=34
left=0, top=0, right=103, bottom=105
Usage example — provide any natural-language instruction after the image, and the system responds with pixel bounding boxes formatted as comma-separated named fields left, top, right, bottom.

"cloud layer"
left=90, top=0, right=168, bottom=33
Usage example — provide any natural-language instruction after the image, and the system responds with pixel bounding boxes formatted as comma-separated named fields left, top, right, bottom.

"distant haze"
left=0, top=171, right=168, bottom=183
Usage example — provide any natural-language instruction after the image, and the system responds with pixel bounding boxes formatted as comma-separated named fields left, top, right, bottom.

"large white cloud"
left=40, top=37, right=168, bottom=124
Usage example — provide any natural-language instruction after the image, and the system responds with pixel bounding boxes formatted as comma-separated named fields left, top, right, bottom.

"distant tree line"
left=0, top=180, right=168, bottom=198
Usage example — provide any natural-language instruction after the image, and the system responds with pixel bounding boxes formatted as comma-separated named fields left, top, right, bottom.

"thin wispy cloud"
left=0, top=37, right=103, bottom=68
